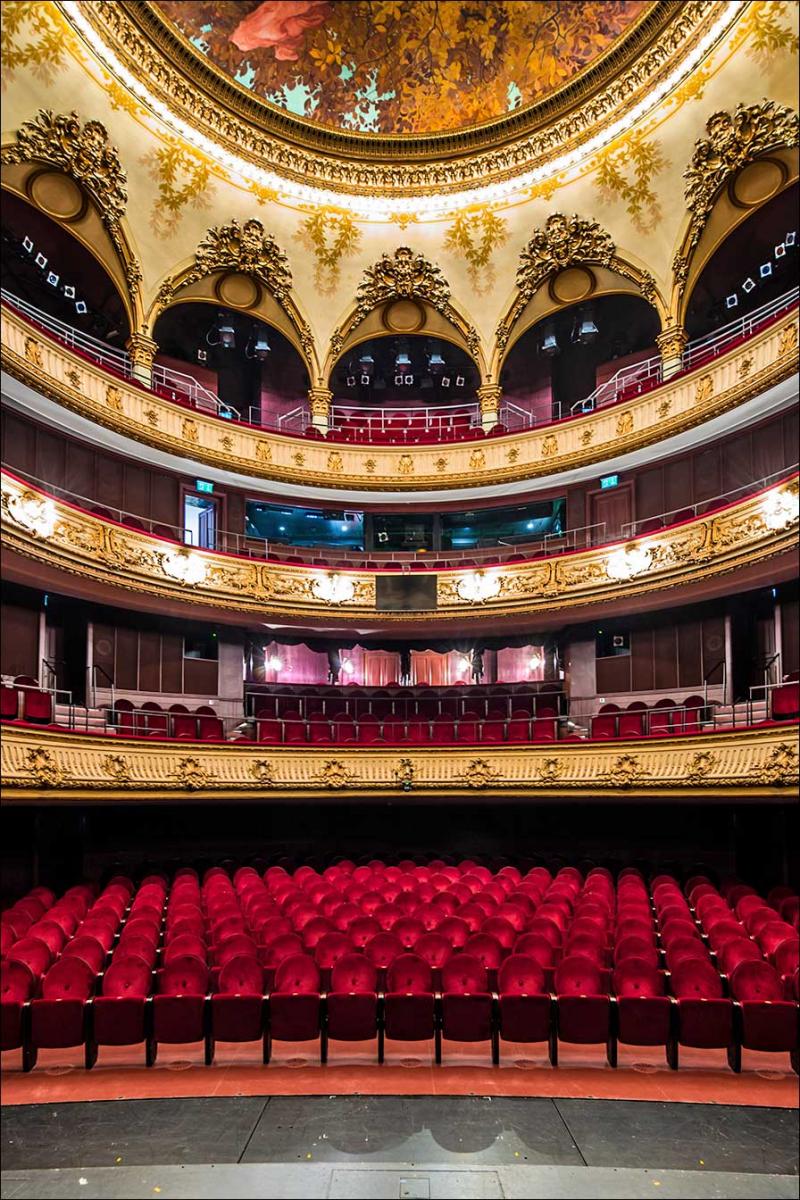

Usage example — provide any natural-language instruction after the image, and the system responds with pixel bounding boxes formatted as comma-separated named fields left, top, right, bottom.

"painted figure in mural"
left=157, top=1, right=647, bottom=135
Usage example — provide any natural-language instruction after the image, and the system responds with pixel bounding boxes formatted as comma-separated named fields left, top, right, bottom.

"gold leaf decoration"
left=459, top=758, right=502, bottom=789
left=516, top=213, right=616, bottom=303
left=353, top=246, right=450, bottom=328
left=315, top=759, right=357, bottom=789
left=24, top=337, right=43, bottom=367
left=250, top=759, right=276, bottom=785
left=602, top=753, right=651, bottom=788
left=142, top=140, right=213, bottom=237
left=594, top=131, right=668, bottom=233
left=23, top=746, right=65, bottom=787
left=745, top=2, right=799, bottom=66
left=444, top=207, right=508, bottom=292
left=102, top=754, right=132, bottom=784
left=172, top=756, right=214, bottom=790
left=297, top=208, right=361, bottom=294
left=1, top=3, right=68, bottom=85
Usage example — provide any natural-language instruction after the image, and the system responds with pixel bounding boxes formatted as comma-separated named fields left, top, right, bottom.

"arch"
left=322, top=246, right=485, bottom=385
left=490, top=214, right=668, bottom=379
left=1, top=110, right=144, bottom=330
left=145, top=219, right=318, bottom=380
left=670, top=101, right=799, bottom=324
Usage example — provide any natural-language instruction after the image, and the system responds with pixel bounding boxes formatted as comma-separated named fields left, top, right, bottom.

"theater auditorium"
left=1, top=2, right=798, bottom=1197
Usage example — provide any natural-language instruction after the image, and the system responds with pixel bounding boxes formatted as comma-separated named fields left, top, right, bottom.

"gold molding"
left=66, top=2, right=732, bottom=199
left=2, top=301, right=796, bottom=493
left=2, top=471, right=797, bottom=624
left=2, top=723, right=796, bottom=802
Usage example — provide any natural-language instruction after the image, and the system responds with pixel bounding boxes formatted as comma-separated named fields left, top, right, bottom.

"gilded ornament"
left=751, top=742, right=799, bottom=786
left=64, top=367, right=81, bottom=390
left=435, top=457, right=449, bottom=473
left=297, top=209, right=361, bottom=294
left=516, top=214, right=616, bottom=303
left=173, top=757, right=214, bottom=790
left=469, top=449, right=486, bottom=470
left=250, top=760, right=276, bottom=785
left=143, top=408, right=159, bottom=427
left=102, top=754, right=132, bottom=784
left=23, top=746, right=65, bottom=787
left=327, top=452, right=344, bottom=473
left=657, top=399, right=672, bottom=419
left=219, top=435, right=234, bottom=452
left=352, top=247, right=450, bottom=330
left=256, top=441, right=272, bottom=464
left=24, top=337, right=43, bottom=367
left=738, top=356, right=754, bottom=379
left=106, top=385, right=123, bottom=412
left=1, top=2, right=68, bottom=83
left=694, top=373, right=714, bottom=404
left=444, top=208, right=508, bottom=292
left=315, top=759, right=357, bottom=789
left=363, top=458, right=377, bottom=474
left=580, top=429, right=594, bottom=446
left=681, top=102, right=799, bottom=282
left=506, top=448, right=520, bottom=463
left=293, top=452, right=306, bottom=467
left=142, top=140, right=213, bottom=237
left=394, top=759, right=416, bottom=791
left=182, top=418, right=199, bottom=443
left=308, top=388, right=333, bottom=417
left=745, top=3, right=799, bottom=67
left=778, top=323, right=798, bottom=355
left=685, top=751, right=718, bottom=784
left=594, top=130, right=668, bottom=233
left=536, top=757, right=563, bottom=784
left=460, top=759, right=502, bottom=789
left=157, top=219, right=291, bottom=307
left=541, top=434, right=558, bottom=458
left=616, top=411, right=634, bottom=436
left=602, top=753, right=651, bottom=788
left=397, top=455, right=414, bottom=475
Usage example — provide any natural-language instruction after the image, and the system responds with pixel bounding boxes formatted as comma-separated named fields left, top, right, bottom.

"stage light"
left=455, top=375, right=465, bottom=387
left=162, top=549, right=207, bottom=586
left=394, top=374, right=404, bottom=386
left=775, top=243, right=786, bottom=258
left=606, top=543, right=653, bottom=581
left=197, top=348, right=208, bottom=362
left=456, top=570, right=502, bottom=603
left=574, top=308, right=599, bottom=345
left=725, top=294, right=738, bottom=309
left=346, top=375, right=356, bottom=387
left=360, top=374, right=371, bottom=385
left=35, top=252, right=47, bottom=269
left=75, top=300, right=88, bottom=314
left=22, top=236, right=34, bottom=253
left=341, top=659, right=355, bottom=674
left=404, top=374, right=414, bottom=385
left=786, top=231, right=796, bottom=246
left=395, top=351, right=411, bottom=371
left=63, top=284, right=75, bottom=298
left=441, top=376, right=451, bottom=388
left=541, top=321, right=559, bottom=356
left=527, top=653, right=543, bottom=671
left=246, top=325, right=271, bottom=360
left=760, top=262, right=773, bottom=278
left=428, top=352, right=445, bottom=374
left=207, top=312, right=236, bottom=348
left=311, top=572, right=355, bottom=604
left=742, top=277, right=756, bottom=293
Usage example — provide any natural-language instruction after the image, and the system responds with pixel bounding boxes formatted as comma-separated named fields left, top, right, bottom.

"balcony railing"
left=3, top=286, right=796, bottom=442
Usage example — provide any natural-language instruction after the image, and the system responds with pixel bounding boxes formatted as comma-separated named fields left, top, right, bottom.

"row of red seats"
left=252, top=686, right=564, bottom=721
left=1, top=677, right=53, bottom=724
left=246, top=712, right=564, bottom=746
left=112, top=700, right=223, bottom=740
left=592, top=697, right=706, bottom=738
left=3, top=864, right=797, bottom=1072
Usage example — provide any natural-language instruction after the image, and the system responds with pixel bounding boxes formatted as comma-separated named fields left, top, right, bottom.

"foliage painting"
left=156, top=1, right=648, bottom=134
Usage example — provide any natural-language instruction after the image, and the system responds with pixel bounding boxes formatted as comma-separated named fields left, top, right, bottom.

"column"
left=655, top=324, right=688, bottom=381
left=477, top=383, right=502, bottom=431
left=126, top=333, right=158, bottom=386
left=308, top=386, right=333, bottom=434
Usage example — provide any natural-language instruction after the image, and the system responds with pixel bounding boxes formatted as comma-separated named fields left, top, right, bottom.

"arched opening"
left=1, top=190, right=131, bottom=347
left=328, top=334, right=480, bottom=442
left=500, top=294, right=660, bottom=423
left=152, top=301, right=310, bottom=428
left=685, top=182, right=798, bottom=341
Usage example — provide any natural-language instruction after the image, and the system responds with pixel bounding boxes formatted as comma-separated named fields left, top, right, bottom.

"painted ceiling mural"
left=154, top=0, right=650, bottom=135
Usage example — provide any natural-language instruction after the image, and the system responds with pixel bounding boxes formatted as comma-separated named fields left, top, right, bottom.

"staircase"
left=53, top=702, right=110, bottom=734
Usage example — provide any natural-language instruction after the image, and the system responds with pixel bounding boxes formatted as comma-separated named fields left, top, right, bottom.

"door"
left=588, top=484, right=633, bottom=544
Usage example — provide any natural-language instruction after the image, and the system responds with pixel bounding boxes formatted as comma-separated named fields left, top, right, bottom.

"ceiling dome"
left=155, top=0, right=649, bottom=136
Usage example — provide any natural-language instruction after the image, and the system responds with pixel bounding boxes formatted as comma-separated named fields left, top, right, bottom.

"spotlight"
left=341, top=659, right=355, bottom=675
left=742, top=277, right=756, bottom=293
left=75, top=300, right=88, bottom=314
left=346, top=375, right=356, bottom=387
left=246, top=325, right=271, bottom=360
left=427, top=352, right=445, bottom=375
left=197, top=348, right=208, bottom=363
left=574, top=308, right=599, bottom=345
left=395, top=351, right=411, bottom=372
left=377, top=530, right=389, bottom=543
left=207, top=312, right=236, bottom=349
left=22, top=236, right=34, bottom=253
left=35, top=252, right=48, bottom=269
left=759, top=262, right=772, bottom=278
left=775, top=243, right=786, bottom=258
left=394, top=374, right=404, bottom=386
left=441, top=376, right=451, bottom=388
left=358, top=353, right=374, bottom=378
left=360, top=374, right=371, bottom=385
left=218, top=322, right=235, bottom=348
left=725, top=294, right=738, bottom=309
left=541, top=321, right=559, bottom=356
left=46, top=272, right=59, bottom=287
left=404, top=374, right=414, bottom=385
left=786, top=231, right=796, bottom=246
left=62, top=284, right=75, bottom=299
left=455, top=375, right=465, bottom=387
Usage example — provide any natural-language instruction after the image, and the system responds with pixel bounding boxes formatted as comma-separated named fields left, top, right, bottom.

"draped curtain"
left=264, top=641, right=329, bottom=684
left=410, top=650, right=472, bottom=686
left=496, top=645, right=546, bottom=683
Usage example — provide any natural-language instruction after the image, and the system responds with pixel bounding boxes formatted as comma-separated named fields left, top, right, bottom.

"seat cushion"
left=326, top=992, right=377, bottom=1041
left=152, top=994, right=206, bottom=1043
left=269, top=992, right=321, bottom=1042
left=616, top=995, right=672, bottom=1046
left=30, top=998, right=86, bottom=1048
left=441, top=992, right=493, bottom=1042
left=92, top=996, right=147, bottom=1045
left=211, top=993, right=264, bottom=1042
left=676, top=997, right=733, bottom=1047
left=556, top=994, right=611, bottom=1044
left=739, top=1001, right=799, bottom=1052
left=498, top=993, right=551, bottom=1043
left=383, top=992, right=435, bottom=1041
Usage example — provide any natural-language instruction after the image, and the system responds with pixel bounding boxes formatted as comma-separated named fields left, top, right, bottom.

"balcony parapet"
left=1, top=301, right=797, bottom=493
left=2, top=471, right=797, bottom=624
left=1, top=723, right=796, bottom=803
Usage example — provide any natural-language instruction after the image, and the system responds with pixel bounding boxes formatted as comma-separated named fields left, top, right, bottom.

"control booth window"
left=184, top=634, right=219, bottom=661
left=246, top=501, right=364, bottom=550
left=441, top=498, right=564, bottom=550
left=596, top=628, right=630, bottom=658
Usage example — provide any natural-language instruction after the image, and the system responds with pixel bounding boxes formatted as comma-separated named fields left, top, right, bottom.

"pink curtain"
left=362, top=650, right=402, bottom=686
left=411, top=650, right=473, bottom=685
left=496, top=645, right=546, bottom=683
left=264, top=641, right=328, bottom=685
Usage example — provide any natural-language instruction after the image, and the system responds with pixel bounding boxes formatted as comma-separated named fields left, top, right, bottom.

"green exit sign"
left=195, top=480, right=214, bottom=494
left=600, top=474, right=619, bottom=489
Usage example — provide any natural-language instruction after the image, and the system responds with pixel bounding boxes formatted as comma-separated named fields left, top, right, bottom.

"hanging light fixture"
left=162, top=548, right=207, bottom=585
left=266, top=655, right=282, bottom=672
left=456, top=571, right=502, bottom=603
left=574, top=306, right=599, bottom=345
left=605, top=543, right=653, bottom=581
left=540, top=321, right=559, bottom=356
left=7, top=491, right=57, bottom=538
left=207, top=312, right=236, bottom=349
left=245, top=324, right=271, bottom=360
left=311, top=572, right=355, bottom=604
left=762, top=486, right=799, bottom=530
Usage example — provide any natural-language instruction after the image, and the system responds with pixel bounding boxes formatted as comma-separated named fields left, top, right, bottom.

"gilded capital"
left=477, top=384, right=502, bottom=413
left=126, top=334, right=158, bottom=367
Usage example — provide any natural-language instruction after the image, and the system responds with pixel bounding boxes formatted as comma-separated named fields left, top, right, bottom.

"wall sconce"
left=762, top=487, right=799, bottom=531
left=162, top=549, right=207, bottom=585
left=527, top=652, right=543, bottom=672
left=606, top=543, right=653, bottom=581
left=7, top=491, right=57, bottom=538
left=311, top=572, right=355, bottom=604
left=456, top=571, right=502, bottom=603
left=266, top=655, right=282, bottom=672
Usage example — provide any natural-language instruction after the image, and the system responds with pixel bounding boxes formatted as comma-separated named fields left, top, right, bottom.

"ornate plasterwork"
left=675, top=100, right=800, bottom=292
left=1, top=108, right=141, bottom=299
left=2, top=470, right=797, bottom=624
left=3, top=724, right=796, bottom=801
left=2, top=300, right=796, bottom=493
left=65, top=1, right=740, bottom=207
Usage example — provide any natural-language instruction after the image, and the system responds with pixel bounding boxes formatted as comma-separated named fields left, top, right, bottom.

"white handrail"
left=619, top=465, right=799, bottom=538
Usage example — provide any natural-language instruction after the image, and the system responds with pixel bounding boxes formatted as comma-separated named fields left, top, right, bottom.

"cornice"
left=2, top=303, right=797, bottom=494
left=2, top=471, right=797, bottom=625
left=62, top=1, right=738, bottom=204
left=2, top=722, right=797, bottom=802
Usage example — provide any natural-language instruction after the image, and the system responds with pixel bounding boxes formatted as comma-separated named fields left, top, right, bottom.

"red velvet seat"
left=382, top=954, right=436, bottom=1059
left=1, top=685, right=19, bottom=721
left=669, top=959, right=733, bottom=1069
left=553, top=955, right=612, bottom=1065
left=772, top=682, right=799, bottom=720
left=150, top=956, right=209, bottom=1064
left=758, top=922, right=798, bottom=960
left=266, top=954, right=322, bottom=1061
left=209, top=955, right=265, bottom=1058
left=775, top=939, right=800, bottom=979
left=613, top=959, right=672, bottom=1062
left=439, top=953, right=495, bottom=1063
left=1, top=960, right=35, bottom=1066
left=496, top=954, right=551, bottom=1061
left=29, top=956, right=96, bottom=1068
left=323, top=954, right=379, bottom=1061
left=21, top=687, right=53, bottom=723
left=729, top=959, right=799, bottom=1071
left=8, top=937, right=52, bottom=979
left=91, top=955, right=153, bottom=1063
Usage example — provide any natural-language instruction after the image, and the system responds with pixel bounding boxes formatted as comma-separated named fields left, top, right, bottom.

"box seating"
left=2, top=864, right=797, bottom=1072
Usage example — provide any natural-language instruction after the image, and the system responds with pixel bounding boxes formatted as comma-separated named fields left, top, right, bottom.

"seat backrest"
left=364, top=932, right=403, bottom=968
left=441, top=952, right=487, bottom=993
left=413, top=932, right=452, bottom=968
left=615, top=935, right=659, bottom=965
left=670, top=959, right=723, bottom=998
left=775, top=939, right=800, bottom=976
left=102, top=955, right=152, bottom=998
left=217, top=935, right=259, bottom=966
left=42, top=955, right=96, bottom=1000
left=0, top=959, right=35, bottom=1003
left=729, top=959, right=783, bottom=1002
left=62, top=935, right=106, bottom=974
left=330, top=952, right=377, bottom=993
left=314, top=932, right=352, bottom=968
left=498, top=953, right=546, bottom=995
left=164, top=934, right=206, bottom=964
left=463, top=932, right=503, bottom=969
left=7, top=936, right=52, bottom=979
left=613, top=958, right=664, bottom=997
left=555, top=954, right=604, bottom=996
left=159, top=955, right=209, bottom=995
left=386, top=953, right=433, bottom=993
left=218, top=954, right=264, bottom=995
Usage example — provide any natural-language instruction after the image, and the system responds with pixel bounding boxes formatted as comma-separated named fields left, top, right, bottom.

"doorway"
left=184, top=493, right=218, bottom=550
